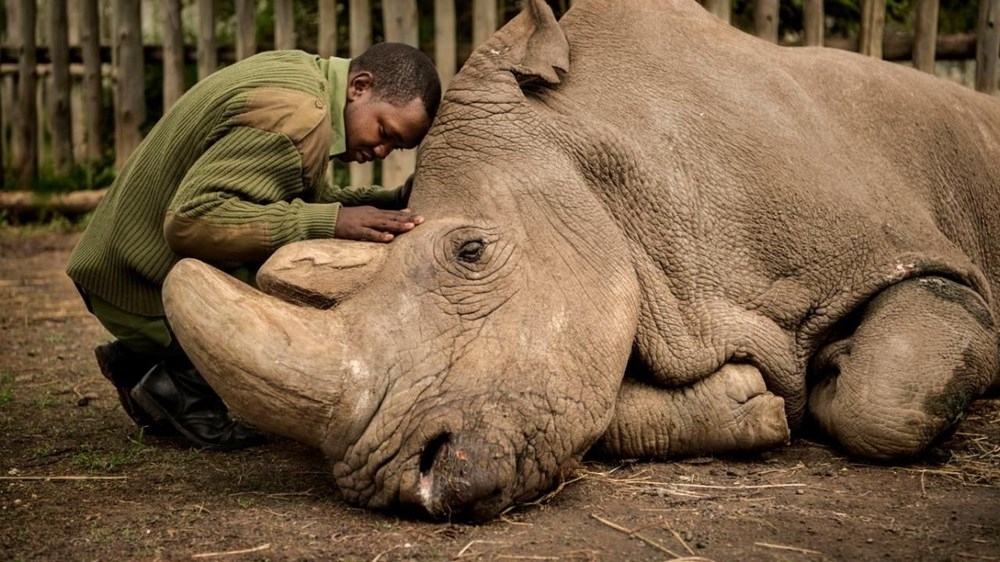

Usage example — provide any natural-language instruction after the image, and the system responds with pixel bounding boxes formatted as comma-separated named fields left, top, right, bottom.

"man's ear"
left=347, top=71, right=373, bottom=101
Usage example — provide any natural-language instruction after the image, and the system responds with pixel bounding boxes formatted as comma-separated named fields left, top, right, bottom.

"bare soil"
left=1, top=227, right=999, bottom=562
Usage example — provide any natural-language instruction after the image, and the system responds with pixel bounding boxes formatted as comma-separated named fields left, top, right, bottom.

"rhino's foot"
left=809, top=277, right=997, bottom=460
left=595, top=363, right=789, bottom=458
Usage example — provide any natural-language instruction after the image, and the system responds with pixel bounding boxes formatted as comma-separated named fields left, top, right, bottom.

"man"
left=67, top=43, right=442, bottom=450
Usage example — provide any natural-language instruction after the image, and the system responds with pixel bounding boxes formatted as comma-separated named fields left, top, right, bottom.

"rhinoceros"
left=161, top=0, right=1000, bottom=521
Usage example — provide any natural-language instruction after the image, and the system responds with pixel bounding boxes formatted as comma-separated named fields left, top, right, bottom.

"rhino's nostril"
left=419, top=432, right=451, bottom=475
left=409, top=431, right=514, bottom=521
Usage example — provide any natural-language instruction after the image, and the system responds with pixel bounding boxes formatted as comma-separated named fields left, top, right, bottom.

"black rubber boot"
left=130, top=359, right=266, bottom=450
left=94, top=341, right=176, bottom=436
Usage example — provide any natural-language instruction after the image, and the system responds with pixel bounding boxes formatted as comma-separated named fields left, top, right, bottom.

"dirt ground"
left=1, top=226, right=998, bottom=562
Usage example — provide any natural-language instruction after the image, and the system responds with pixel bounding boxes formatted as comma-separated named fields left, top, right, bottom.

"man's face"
left=339, top=72, right=431, bottom=164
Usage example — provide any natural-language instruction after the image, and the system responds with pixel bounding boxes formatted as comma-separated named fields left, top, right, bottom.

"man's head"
left=339, top=43, right=442, bottom=164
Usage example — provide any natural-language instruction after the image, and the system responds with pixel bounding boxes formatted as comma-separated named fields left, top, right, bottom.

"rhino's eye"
left=456, top=240, right=486, bottom=263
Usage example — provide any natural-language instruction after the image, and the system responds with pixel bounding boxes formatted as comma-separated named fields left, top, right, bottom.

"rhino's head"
left=163, top=0, right=639, bottom=521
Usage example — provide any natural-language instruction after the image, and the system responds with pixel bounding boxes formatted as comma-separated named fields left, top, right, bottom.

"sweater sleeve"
left=164, top=126, right=341, bottom=264
left=313, top=174, right=410, bottom=210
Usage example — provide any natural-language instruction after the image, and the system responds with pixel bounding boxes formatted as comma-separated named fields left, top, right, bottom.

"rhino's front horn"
left=162, top=257, right=377, bottom=456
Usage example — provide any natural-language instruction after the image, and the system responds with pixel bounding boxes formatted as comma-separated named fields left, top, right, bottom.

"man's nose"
left=374, top=143, right=394, bottom=159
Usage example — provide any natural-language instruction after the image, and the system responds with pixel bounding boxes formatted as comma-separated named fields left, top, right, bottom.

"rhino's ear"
left=494, top=0, right=570, bottom=86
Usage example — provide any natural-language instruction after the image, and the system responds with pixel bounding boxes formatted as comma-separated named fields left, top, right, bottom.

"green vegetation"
left=29, top=444, right=56, bottom=459
left=72, top=434, right=154, bottom=472
left=0, top=372, right=14, bottom=406
left=33, top=392, right=58, bottom=410
left=3, top=156, right=116, bottom=195
left=235, top=496, right=256, bottom=509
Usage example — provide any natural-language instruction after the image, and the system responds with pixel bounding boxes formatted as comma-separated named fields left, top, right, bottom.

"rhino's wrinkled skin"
left=163, top=0, right=1000, bottom=521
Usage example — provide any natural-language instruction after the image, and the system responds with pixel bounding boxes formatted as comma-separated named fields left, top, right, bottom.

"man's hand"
left=335, top=206, right=423, bottom=242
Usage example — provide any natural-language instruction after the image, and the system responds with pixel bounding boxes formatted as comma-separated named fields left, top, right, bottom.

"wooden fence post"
left=350, top=0, right=374, bottom=187
left=0, top=51, right=3, bottom=190
left=803, top=0, right=824, bottom=46
left=49, top=0, right=74, bottom=176
left=113, top=0, right=144, bottom=169
left=197, top=0, right=216, bottom=80
left=977, top=0, right=1000, bottom=94
left=860, top=0, right=887, bottom=58
left=473, top=0, right=498, bottom=48
left=382, top=0, right=419, bottom=190
left=275, top=0, right=296, bottom=50
left=66, top=3, right=83, bottom=165
left=702, top=0, right=731, bottom=24
left=5, top=0, right=997, bottom=201
left=913, top=0, right=940, bottom=74
left=754, top=0, right=779, bottom=43
left=163, top=0, right=185, bottom=111
left=319, top=0, right=338, bottom=58
left=16, top=0, right=38, bottom=188
left=79, top=0, right=102, bottom=165
left=140, top=0, right=158, bottom=42
left=4, top=2, right=18, bottom=172
left=317, top=0, right=338, bottom=189
left=236, top=0, right=257, bottom=60
left=435, top=0, right=457, bottom=89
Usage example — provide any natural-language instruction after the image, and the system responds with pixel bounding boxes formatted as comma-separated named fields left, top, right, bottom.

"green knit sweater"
left=67, top=50, right=405, bottom=317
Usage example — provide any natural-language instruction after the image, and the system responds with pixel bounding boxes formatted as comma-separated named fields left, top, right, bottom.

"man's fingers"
left=368, top=212, right=423, bottom=233
left=335, top=207, right=424, bottom=242
left=387, top=219, right=417, bottom=233
left=358, top=227, right=394, bottom=243
left=399, top=209, right=423, bottom=224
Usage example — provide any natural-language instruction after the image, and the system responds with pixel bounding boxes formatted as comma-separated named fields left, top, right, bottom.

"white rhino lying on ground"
left=162, top=0, right=1000, bottom=521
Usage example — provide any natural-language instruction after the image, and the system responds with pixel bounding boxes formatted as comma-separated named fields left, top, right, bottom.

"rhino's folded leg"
left=808, top=276, right=998, bottom=460
left=594, top=363, right=789, bottom=458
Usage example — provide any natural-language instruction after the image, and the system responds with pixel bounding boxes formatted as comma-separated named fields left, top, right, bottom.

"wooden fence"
left=1, top=0, right=999, bottom=207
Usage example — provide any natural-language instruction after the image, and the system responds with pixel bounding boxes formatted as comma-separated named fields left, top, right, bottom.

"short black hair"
left=350, top=42, right=442, bottom=123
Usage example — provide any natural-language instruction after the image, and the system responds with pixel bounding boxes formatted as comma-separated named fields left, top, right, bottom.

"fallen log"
left=0, top=189, right=107, bottom=218
left=816, top=32, right=977, bottom=62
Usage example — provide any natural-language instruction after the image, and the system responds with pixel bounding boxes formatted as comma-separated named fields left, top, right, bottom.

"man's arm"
left=164, top=127, right=417, bottom=263
left=312, top=173, right=414, bottom=210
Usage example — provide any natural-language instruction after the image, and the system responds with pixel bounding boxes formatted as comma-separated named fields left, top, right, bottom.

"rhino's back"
left=779, top=44, right=1000, bottom=293
left=559, top=0, right=1000, bottom=377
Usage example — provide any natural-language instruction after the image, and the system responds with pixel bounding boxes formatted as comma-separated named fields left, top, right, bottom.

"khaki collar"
left=318, top=56, right=351, bottom=158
